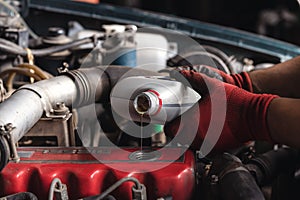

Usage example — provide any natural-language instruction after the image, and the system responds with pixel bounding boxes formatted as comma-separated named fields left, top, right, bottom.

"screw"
left=4, top=123, right=14, bottom=131
left=0, top=123, right=15, bottom=134
left=0, top=125, right=5, bottom=133
left=56, top=102, right=65, bottom=109
left=210, top=174, right=219, bottom=184
left=243, top=58, right=254, bottom=65
left=48, top=27, right=65, bottom=37
left=57, top=62, right=69, bottom=73
left=53, top=102, right=69, bottom=116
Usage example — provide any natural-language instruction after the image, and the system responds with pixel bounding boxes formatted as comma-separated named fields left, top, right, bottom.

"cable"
left=16, top=63, right=52, bottom=79
left=30, top=37, right=93, bottom=57
left=82, top=177, right=142, bottom=200
left=0, top=68, right=42, bottom=92
left=0, top=37, right=93, bottom=57
left=0, top=39, right=26, bottom=55
left=48, top=178, right=63, bottom=200
left=4, top=63, right=52, bottom=92
left=0, top=38, right=25, bottom=51
left=82, top=195, right=117, bottom=200
left=0, top=68, right=42, bottom=81
left=0, top=192, right=38, bottom=200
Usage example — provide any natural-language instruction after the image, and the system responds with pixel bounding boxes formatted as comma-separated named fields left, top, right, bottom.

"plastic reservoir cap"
left=102, top=24, right=126, bottom=35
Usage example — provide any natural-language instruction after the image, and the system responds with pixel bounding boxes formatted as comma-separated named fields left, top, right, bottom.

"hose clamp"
left=0, top=123, right=20, bottom=163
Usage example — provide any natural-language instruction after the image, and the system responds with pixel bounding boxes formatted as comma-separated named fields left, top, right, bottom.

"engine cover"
left=0, top=147, right=195, bottom=199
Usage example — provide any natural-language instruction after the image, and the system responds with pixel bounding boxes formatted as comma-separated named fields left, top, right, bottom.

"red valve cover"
left=0, top=147, right=195, bottom=199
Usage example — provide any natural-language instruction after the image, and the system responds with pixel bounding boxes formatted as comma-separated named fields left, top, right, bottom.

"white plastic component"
left=135, top=33, right=169, bottom=71
left=102, top=24, right=126, bottom=35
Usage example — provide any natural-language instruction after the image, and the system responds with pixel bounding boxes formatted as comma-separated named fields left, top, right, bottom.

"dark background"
left=102, top=0, right=300, bottom=45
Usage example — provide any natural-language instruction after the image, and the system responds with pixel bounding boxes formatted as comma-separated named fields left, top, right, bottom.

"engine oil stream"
left=135, top=93, right=151, bottom=154
left=140, top=114, right=143, bottom=153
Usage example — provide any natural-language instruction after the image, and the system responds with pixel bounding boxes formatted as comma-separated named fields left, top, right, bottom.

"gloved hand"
left=164, top=70, right=278, bottom=152
left=195, top=65, right=253, bottom=92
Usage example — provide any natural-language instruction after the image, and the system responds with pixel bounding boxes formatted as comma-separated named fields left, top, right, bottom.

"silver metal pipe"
left=0, top=90, right=44, bottom=142
left=3, top=75, right=77, bottom=142
left=0, top=75, right=77, bottom=170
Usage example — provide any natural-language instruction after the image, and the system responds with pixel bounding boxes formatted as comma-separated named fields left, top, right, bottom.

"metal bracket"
left=57, top=62, right=70, bottom=74
left=0, top=78, right=7, bottom=103
left=17, top=84, right=71, bottom=119
left=132, top=184, right=147, bottom=200
left=0, top=123, right=20, bottom=163
left=47, top=102, right=71, bottom=119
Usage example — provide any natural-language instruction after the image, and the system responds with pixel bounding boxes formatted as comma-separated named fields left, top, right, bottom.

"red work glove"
left=164, top=70, right=277, bottom=152
left=195, top=65, right=253, bottom=92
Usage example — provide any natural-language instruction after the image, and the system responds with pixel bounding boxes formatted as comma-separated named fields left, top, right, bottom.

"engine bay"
left=0, top=1, right=300, bottom=200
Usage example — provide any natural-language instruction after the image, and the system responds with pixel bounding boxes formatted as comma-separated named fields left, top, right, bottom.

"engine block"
left=0, top=147, right=195, bottom=200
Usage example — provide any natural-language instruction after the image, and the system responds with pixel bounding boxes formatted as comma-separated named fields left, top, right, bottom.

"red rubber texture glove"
left=201, top=65, right=253, bottom=92
left=164, top=70, right=277, bottom=152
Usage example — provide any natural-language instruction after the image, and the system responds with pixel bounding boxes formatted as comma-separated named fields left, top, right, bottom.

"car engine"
left=0, top=1, right=300, bottom=200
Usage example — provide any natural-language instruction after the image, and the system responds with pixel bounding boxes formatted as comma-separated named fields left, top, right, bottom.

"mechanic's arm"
left=249, top=56, right=300, bottom=147
left=165, top=69, right=300, bottom=151
left=249, top=55, right=300, bottom=98
left=203, top=56, right=300, bottom=147
left=268, top=98, right=300, bottom=148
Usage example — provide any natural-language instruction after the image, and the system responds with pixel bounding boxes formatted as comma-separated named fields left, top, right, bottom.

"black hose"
left=206, top=148, right=299, bottom=200
left=0, top=38, right=25, bottom=51
left=219, top=168, right=265, bottom=200
left=31, top=37, right=92, bottom=57
left=0, top=37, right=93, bottom=57
left=96, top=177, right=141, bottom=199
left=207, top=153, right=265, bottom=200
left=1, top=192, right=38, bottom=200
left=103, top=196, right=116, bottom=200
left=0, top=40, right=26, bottom=55
left=246, top=147, right=298, bottom=186
left=0, top=136, right=10, bottom=172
